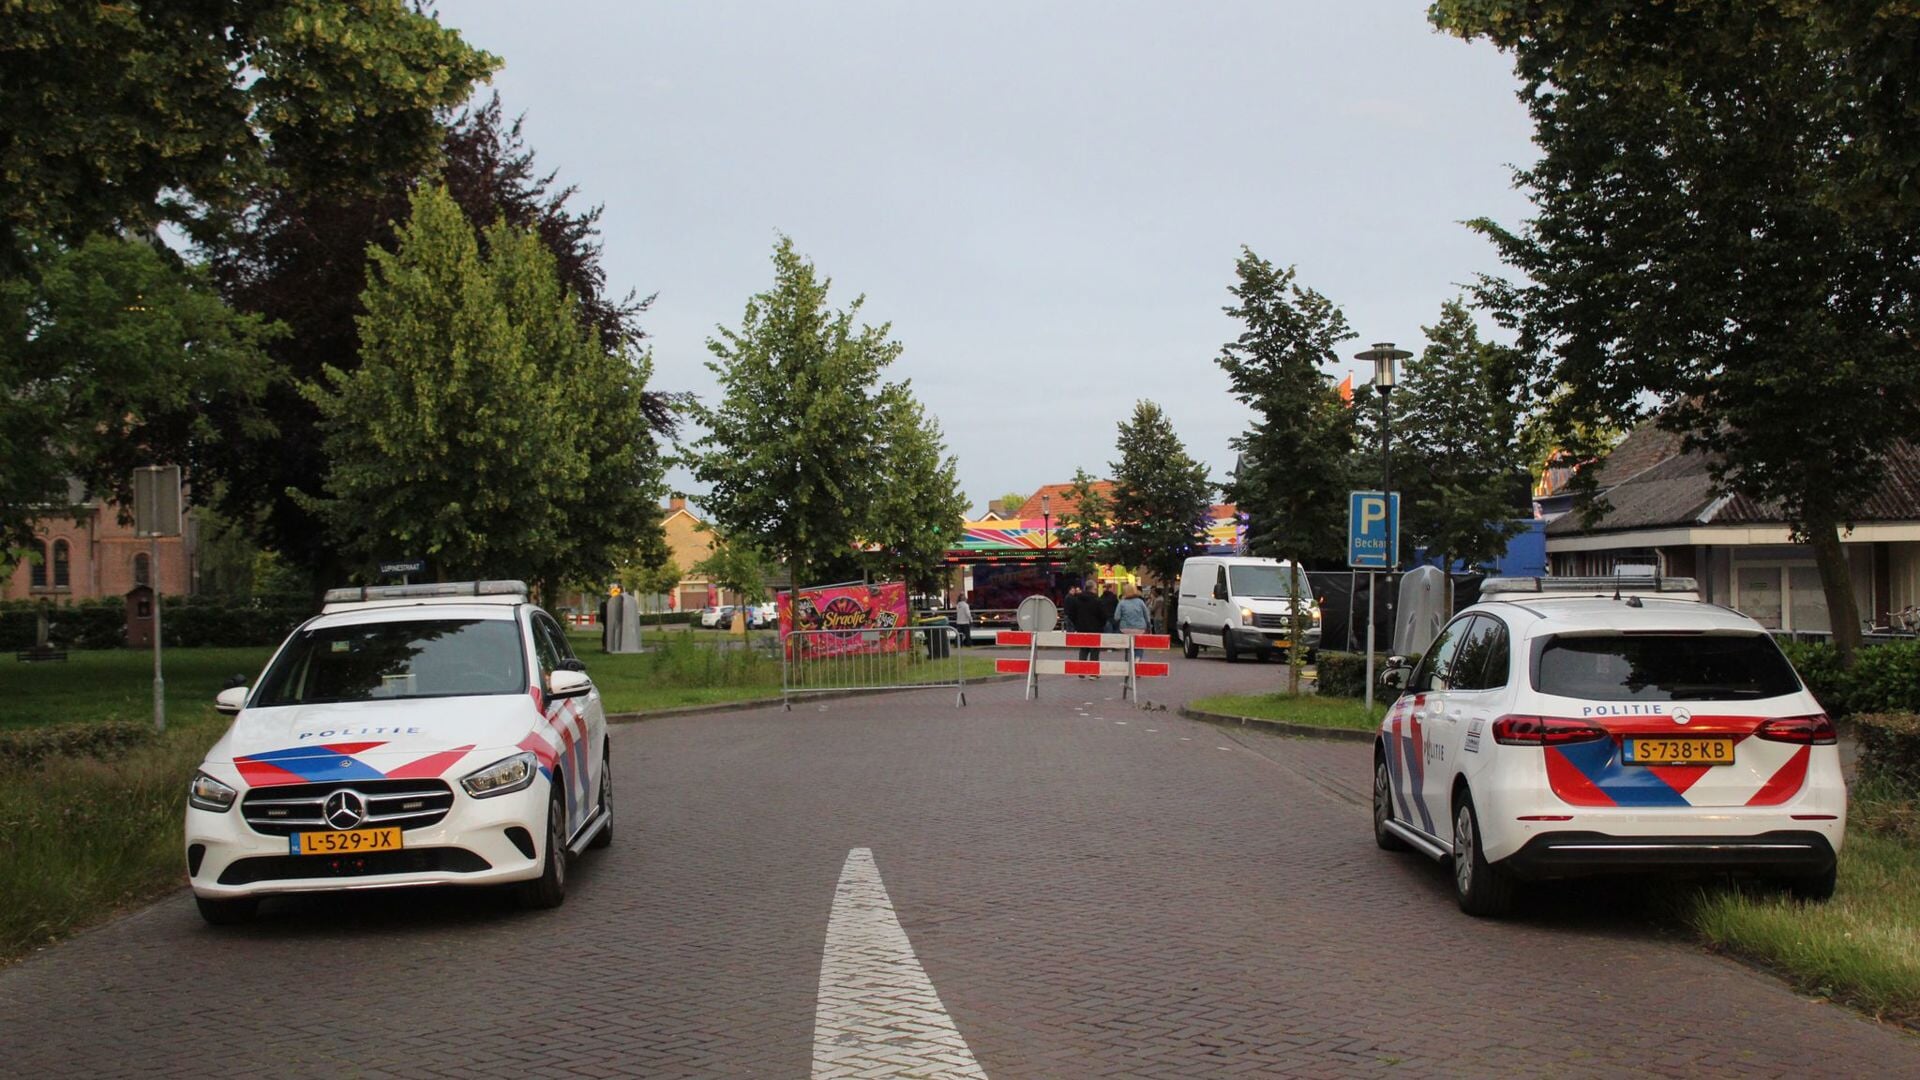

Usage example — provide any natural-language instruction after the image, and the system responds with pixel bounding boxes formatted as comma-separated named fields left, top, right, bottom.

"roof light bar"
left=322, top=580, right=528, bottom=604
left=1480, top=575, right=1699, bottom=596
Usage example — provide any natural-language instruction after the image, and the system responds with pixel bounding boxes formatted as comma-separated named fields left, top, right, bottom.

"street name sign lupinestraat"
left=379, top=559, right=427, bottom=575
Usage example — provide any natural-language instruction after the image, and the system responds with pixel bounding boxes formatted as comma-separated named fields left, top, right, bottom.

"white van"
left=1176, top=556, right=1321, bottom=662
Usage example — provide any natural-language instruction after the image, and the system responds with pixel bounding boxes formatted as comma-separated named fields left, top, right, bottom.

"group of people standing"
left=1063, top=580, right=1150, bottom=674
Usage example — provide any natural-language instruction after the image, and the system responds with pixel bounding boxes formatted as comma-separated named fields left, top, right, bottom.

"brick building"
left=3, top=484, right=195, bottom=603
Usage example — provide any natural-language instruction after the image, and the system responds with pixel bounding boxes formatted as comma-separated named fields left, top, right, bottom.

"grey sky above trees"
left=438, top=1, right=1538, bottom=511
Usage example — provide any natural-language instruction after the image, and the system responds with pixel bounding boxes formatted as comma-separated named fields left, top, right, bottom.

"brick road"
left=1, top=653, right=1916, bottom=1077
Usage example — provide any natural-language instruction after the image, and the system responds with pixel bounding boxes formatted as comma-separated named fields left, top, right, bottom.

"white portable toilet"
left=1394, top=565, right=1448, bottom=658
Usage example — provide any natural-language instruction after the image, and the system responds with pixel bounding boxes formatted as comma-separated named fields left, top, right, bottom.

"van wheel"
left=1182, top=626, right=1198, bottom=659
left=1222, top=629, right=1239, bottom=663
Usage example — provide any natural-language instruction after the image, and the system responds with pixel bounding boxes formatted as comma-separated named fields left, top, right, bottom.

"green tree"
left=1358, top=299, right=1531, bottom=581
left=1105, top=400, right=1215, bottom=630
left=1433, top=0, right=1920, bottom=666
left=1215, top=248, right=1357, bottom=692
left=0, top=236, right=278, bottom=556
left=0, top=0, right=497, bottom=271
left=1054, top=469, right=1113, bottom=580
left=303, top=185, right=663, bottom=594
left=995, top=491, right=1031, bottom=517
left=861, top=392, right=968, bottom=592
left=687, top=236, right=907, bottom=588
left=628, top=557, right=683, bottom=626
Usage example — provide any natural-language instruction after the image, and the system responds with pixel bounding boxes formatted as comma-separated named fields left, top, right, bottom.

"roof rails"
left=322, top=580, right=528, bottom=605
left=1480, top=575, right=1700, bottom=598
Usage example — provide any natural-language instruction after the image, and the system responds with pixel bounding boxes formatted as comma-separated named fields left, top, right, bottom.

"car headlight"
left=1239, top=606, right=1255, bottom=624
left=189, top=771, right=237, bottom=813
left=461, top=752, right=539, bottom=799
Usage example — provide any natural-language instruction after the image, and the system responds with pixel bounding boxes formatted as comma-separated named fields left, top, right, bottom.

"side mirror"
left=1381, top=666, right=1412, bottom=692
left=548, top=668, right=593, bottom=698
left=215, top=686, right=249, bottom=715
left=1213, top=585, right=1228, bottom=601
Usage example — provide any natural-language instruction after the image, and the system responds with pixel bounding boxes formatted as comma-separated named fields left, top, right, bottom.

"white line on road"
left=813, top=848, right=987, bottom=1079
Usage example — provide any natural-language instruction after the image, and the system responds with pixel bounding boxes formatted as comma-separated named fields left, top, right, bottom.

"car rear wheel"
left=1182, top=626, right=1198, bottom=659
left=588, top=754, right=613, bottom=851
left=195, top=895, right=258, bottom=926
left=1373, top=755, right=1408, bottom=851
left=1452, top=791, right=1515, bottom=917
left=517, top=782, right=568, bottom=910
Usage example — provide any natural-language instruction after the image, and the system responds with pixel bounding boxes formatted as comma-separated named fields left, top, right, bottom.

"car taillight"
left=1755, top=714, right=1836, bottom=745
left=1491, top=715, right=1610, bottom=746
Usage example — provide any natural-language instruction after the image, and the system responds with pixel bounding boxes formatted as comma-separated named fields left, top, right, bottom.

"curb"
left=607, top=673, right=1027, bottom=724
left=1177, top=705, right=1377, bottom=744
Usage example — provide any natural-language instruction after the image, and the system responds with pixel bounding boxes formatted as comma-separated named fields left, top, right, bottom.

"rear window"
left=252, top=618, right=527, bottom=706
left=1532, top=633, right=1802, bottom=701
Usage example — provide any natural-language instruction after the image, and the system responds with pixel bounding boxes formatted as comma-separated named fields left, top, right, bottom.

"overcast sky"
left=437, top=1, right=1539, bottom=516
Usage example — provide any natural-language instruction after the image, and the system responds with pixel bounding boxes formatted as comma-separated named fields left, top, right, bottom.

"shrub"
left=1778, top=638, right=1920, bottom=719
left=1315, top=651, right=1420, bottom=699
left=0, top=721, right=153, bottom=769
left=0, top=599, right=125, bottom=650
left=163, top=596, right=310, bottom=648
left=1856, top=713, right=1920, bottom=797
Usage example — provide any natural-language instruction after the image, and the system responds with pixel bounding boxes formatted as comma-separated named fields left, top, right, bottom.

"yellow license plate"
left=1625, top=737, right=1734, bottom=766
left=291, top=827, right=402, bottom=855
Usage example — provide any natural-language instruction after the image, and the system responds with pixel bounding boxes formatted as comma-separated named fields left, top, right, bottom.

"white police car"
left=1373, top=576, right=1845, bottom=917
left=184, top=581, right=611, bottom=924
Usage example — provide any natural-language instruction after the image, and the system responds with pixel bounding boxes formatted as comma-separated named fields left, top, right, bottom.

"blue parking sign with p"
left=1348, top=491, right=1399, bottom=570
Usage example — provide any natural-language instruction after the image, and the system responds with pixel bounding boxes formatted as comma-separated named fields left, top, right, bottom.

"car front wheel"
left=517, top=782, right=569, bottom=910
left=1452, top=791, right=1515, bottom=918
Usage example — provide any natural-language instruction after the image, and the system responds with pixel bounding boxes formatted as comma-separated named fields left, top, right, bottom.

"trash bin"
left=924, top=617, right=951, bottom=659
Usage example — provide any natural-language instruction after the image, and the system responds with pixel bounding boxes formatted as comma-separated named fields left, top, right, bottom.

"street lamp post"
left=1354, top=342, right=1410, bottom=714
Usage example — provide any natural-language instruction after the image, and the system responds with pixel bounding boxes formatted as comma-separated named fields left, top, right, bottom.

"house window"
left=52, top=540, right=70, bottom=589
left=1732, top=562, right=1831, bottom=633
left=133, top=552, right=151, bottom=588
left=30, top=541, right=47, bottom=588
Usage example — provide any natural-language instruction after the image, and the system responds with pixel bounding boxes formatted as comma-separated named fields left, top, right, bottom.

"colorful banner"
left=778, top=581, right=911, bottom=658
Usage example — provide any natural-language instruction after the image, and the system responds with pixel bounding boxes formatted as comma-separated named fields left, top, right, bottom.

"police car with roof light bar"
left=1372, top=575, right=1845, bottom=917
left=183, top=581, right=612, bottom=924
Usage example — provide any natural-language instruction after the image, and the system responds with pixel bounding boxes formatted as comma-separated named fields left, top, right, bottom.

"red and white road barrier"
left=991, top=630, right=1170, bottom=705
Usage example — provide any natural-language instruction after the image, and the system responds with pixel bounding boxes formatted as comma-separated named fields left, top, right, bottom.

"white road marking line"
left=813, top=848, right=987, bottom=1079
left=1113, top=720, right=1127, bottom=725
left=1146, top=729, right=1158, bottom=732
left=1180, top=737, right=1191, bottom=742
left=1217, top=746, right=1232, bottom=751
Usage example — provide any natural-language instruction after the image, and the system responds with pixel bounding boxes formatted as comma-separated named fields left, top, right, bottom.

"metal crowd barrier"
left=781, top=626, right=967, bottom=709
left=991, top=630, right=1171, bottom=707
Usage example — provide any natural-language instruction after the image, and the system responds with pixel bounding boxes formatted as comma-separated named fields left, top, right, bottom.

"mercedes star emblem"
left=1672, top=708, right=1693, bottom=726
left=323, top=790, right=368, bottom=830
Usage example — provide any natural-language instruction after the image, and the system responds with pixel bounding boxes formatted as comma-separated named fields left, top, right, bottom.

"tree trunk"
left=1805, top=513, right=1862, bottom=669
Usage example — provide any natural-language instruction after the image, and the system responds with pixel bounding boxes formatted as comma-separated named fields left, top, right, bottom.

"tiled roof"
left=1547, top=427, right=1920, bottom=535
left=1015, top=481, right=1117, bottom=520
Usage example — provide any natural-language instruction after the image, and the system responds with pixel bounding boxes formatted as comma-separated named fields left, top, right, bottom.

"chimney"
left=669, top=496, right=686, bottom=512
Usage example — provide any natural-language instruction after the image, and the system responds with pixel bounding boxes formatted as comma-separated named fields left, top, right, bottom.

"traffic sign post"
left=1349, top=491, right=1400, bottom=713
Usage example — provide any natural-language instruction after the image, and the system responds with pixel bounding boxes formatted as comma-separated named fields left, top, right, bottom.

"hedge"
left=1777, top=639, right=1920, bottom=719
left=0, top=721, right=152, bottom=769
left=0, top=599, right=125, bottom=650
left=1315, top=651, right=1422, bottom=699
left=0, top=595, right=312, bottom=651
left=1855, top=713, right=1920, bottom=796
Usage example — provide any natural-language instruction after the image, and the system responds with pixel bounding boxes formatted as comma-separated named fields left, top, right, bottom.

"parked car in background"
left=699, top=605, right=736, bottom=629
left=1373, top=575, right=1844, bottom=918
left=749, top=602, right=778, bottom=629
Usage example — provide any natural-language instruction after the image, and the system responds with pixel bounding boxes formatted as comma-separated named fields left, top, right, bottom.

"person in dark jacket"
left=1068, top=579, right=1106, bottom=673
left=1099, top=585, right=1119, bottom=632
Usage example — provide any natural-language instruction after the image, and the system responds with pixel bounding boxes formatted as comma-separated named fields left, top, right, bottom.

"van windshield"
left=1228, top=565, right=1301, bottom=599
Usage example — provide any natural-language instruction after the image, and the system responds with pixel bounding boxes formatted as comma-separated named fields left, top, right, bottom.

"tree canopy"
left=1105, top=400, right=1214, bottom=613
left=687, top=236, right=919, bottom=588
left=0, top=0, right=497, bottom=272
left=1433, top=0, right=1920, bottom=664
left=1054, top=469, right=1113, bottom=580
left=860, top=392, right=969, bottom=592
left=0, top=236, right=278, bottom=555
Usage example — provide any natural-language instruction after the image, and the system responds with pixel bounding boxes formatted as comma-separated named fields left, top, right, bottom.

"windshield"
left=1227, top=564, right=1300, bottom=599
left=1533, top=633, right=1803, bottom=701
left=251, top=618, right=527, bottom=706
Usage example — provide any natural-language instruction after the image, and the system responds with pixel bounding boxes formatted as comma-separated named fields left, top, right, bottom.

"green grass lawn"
left=1186, top=691, right=1386, bottom=732
left=0, top=646, right=275, bottom=730
left=1688, top=783, right=1920, bottom=1026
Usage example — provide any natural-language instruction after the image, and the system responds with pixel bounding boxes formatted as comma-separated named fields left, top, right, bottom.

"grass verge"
left=0, top=646, right=274, bottom=730
left=1687, top=781, right=1920, bottom=1026
left=0, top=710, right=227, bottom=964
left=1186, top=692, right=1386, bottom=732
